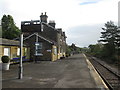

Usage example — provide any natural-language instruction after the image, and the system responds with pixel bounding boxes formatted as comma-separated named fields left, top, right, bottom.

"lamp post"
left=18, top=33, right=23, bottom=79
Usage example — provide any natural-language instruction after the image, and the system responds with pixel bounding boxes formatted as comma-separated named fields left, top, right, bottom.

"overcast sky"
left=0, top=0, right=119, bottom=47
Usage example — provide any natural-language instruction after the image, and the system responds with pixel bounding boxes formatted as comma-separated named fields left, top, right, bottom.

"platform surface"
left=2, top=54, right=107, bottom=89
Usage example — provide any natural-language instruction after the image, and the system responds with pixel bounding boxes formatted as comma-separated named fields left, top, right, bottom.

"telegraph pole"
left=18, top=33, right=23, bottom=79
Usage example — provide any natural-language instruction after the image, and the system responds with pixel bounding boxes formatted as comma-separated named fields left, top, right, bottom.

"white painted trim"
left=24, top=33, right=36, bottom=40
left=23, top=33, right=53, bottom=44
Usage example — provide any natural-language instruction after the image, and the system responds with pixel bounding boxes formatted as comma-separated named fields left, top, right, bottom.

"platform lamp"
left=18, top=33, right=23, bottom=79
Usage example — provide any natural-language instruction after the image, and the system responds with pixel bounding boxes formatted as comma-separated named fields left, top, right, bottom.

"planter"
left=1, top=56, right=10, bottom=70
left=2, top=63, right=10, bottom=70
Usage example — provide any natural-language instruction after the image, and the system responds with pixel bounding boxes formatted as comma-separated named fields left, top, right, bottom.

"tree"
left=99, top=21, right=120, bottom=62
left=66, top=45, right=72, bottom=56
left=99, top=21, right=119, bottom=47
left=88, top=44, right=103, bottom=58
left=70, top=43, right=81, bottom=54
left=1, top=15, right=20, bottom=39
left=66, top=43, right=81, bottom=56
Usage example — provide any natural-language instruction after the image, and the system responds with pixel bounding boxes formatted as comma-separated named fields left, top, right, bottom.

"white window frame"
left=53, top=48, right=57, bottom=55
left=4, top=48, right=10, bottom=57
left=35, top=42, right=43, bottom=56
left=17, top=48, right=20, bottom=56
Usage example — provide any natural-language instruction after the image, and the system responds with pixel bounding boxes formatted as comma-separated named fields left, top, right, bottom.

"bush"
left=1, top=56, right=10, bottom=63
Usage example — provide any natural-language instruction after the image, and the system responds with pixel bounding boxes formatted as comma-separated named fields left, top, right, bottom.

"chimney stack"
left=48, top=20, right=56, bottom=28
left=40, top=12, right=48, bottom=23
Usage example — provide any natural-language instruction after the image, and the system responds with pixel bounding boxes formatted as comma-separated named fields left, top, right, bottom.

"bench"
left=11, top=56, right=29, bottom=64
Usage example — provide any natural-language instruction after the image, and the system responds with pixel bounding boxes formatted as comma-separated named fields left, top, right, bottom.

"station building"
left=0, top=38, right=30, bottom=63
left=21, top=12, right=67, bottom=61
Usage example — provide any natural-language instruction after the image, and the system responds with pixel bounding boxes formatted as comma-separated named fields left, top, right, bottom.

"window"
left=35, top=42, right=43, bottom=56
left=24, top=48, right=27, bottom=56
left=17, top=48, right=20, bottom=56
left=53, top=48, right=57, bottom=55
left=24, top=23, right=30, bottom=25
left=4, top=48, right=10, bottom=56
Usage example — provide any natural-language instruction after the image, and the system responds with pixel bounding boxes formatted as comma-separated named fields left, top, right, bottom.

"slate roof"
left=24, top=33, right=57, bottom=45
left=0, top=38, right=20, bottom=46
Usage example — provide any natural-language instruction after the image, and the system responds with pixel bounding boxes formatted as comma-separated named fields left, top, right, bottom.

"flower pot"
left=2, top=63, right=10, bottom=70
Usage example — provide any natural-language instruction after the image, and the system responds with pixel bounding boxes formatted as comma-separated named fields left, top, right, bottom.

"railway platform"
left=2, top=54, right=108, bottom=89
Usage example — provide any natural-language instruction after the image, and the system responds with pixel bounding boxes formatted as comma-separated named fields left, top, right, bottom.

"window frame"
left=4, top=47, right=10, bottom=57
left=53, top=48, right=57, bottom=55
left=35, top=42, right=43, bottom=56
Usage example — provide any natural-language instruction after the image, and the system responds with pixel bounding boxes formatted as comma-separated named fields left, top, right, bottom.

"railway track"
left=87, top=56, right=120, bottom=90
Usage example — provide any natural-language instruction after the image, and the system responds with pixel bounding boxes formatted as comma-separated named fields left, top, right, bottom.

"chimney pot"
left=45, top=12, right=46, bottom=15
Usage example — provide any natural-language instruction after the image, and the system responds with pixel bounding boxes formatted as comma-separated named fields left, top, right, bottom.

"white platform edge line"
left=83, top=53, right=109, bottom=90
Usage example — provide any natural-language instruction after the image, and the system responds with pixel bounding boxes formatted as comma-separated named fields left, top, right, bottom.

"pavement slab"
left=2, top=54, right=106, bottom=89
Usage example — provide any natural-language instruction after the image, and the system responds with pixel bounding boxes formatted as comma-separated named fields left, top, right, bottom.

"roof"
left=21, top=20, right=67, bottom=39
left=24, top=33, right=56, bottom=45
left=0, top=38, right=20, bottom=46
left=42, top=22, right=56, bottom=30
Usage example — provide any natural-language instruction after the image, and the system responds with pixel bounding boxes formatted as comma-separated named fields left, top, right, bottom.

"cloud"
left=0, top=0, right=119, bottom=47
left=118, top=1, right=120, bottom=26
left=0, top=0, right=118, bottom=29
left=66, top=24, right=104, bottom=47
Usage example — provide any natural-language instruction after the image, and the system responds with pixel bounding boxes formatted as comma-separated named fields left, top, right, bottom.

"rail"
left=86, top=55, right=120, bottom=90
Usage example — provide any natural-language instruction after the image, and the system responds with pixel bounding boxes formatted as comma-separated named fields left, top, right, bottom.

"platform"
left=2, top=54, right=108, bottom=89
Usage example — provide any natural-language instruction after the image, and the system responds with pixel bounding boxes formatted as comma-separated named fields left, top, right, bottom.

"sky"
left=0, top=0, right=119, bottom=47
